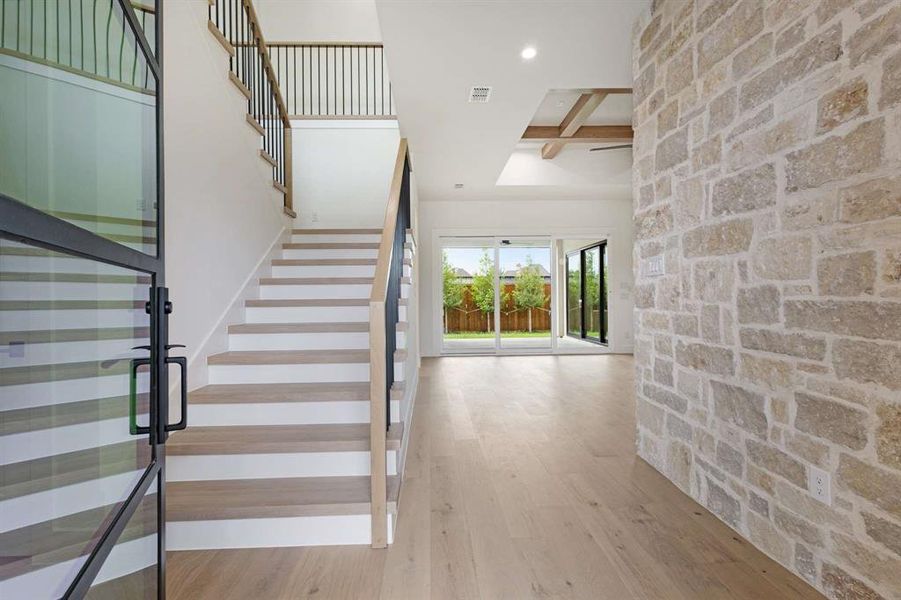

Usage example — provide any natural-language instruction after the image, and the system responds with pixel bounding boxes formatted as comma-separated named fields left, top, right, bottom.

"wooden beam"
left=524, top=125, right=633, bottom=144
left=541, top=91, right=609, bottom=159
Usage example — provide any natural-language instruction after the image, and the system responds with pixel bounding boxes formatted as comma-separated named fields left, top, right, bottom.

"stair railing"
left=208, top=0, right=294, bottom=216
left=267, top=42, right=394, bottom=118
left=369, top=138, right=410, bottom=548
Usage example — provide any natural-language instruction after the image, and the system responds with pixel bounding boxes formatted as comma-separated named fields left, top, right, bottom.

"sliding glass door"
left=441, top=238, right=496, bottom=353
left=441, top=237, right=553, bottom=354
left=565, top=242, right=608, bottom=345
left=498, top=240, right=552, bottom=350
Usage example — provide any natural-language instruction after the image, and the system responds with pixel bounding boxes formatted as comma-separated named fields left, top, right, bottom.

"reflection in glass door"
left=498, top=240, right=552, bottom=350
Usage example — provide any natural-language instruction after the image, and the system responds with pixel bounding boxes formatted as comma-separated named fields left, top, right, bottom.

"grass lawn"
left=444, top=331, right=551, bottom=339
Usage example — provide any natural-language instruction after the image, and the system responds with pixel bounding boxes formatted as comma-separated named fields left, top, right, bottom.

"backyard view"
left=442, top=243, right=552, bottom=350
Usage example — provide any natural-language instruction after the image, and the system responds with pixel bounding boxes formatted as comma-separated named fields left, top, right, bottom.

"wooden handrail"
left=241, top=0, right=291, bottom=128
left=369, top=138, right=408, bottom=548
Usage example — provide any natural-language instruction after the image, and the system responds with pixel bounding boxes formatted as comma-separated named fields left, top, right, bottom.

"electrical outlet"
left=312, top=211, right=319, bottom=222
left=808, top=466, right=831, bottom=505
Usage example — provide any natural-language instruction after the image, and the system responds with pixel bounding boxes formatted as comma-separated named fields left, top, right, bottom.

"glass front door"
left=0, top=2, right=176, bottom=598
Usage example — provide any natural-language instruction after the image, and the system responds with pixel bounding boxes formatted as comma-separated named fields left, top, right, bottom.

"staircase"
left=165, top=228, right=413, bottom=549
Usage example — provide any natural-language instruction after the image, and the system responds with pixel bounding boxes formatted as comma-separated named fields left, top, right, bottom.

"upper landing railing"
left=268, top=42, right=395, bottom=119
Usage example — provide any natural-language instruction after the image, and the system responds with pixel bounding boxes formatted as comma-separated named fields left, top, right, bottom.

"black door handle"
left=129, top=356, right=151, bottom=435
left=165, top=355, right=188, bottom=432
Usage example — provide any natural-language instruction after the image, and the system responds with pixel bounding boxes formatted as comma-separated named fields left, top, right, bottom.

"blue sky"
left=443, top=246, right=551, bottom=275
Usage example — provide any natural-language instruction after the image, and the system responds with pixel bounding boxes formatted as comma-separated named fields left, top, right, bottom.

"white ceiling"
left=375, top=0, right=647, bottom=203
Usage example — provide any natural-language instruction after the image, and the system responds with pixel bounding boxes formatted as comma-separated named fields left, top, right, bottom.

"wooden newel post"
left=284, top=125, right=294, bottom=213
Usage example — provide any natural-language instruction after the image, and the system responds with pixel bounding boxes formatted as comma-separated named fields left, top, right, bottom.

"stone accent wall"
left=631, top=1, right=901, bottom=598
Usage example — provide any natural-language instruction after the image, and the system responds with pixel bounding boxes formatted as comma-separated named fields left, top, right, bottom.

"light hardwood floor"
left=168, top=355, right=825, bottom=600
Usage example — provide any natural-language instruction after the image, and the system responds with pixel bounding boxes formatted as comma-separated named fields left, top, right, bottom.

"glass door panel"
left=584, top=246, right=601, bottom=342
left=0, top=238, right=158, bottom=598
left=566, top=252, right=582, bottom=338
left=441, top=239, right=497, bottom=353
left=0, top=0, right=159, bottom=256
left=499, top=241, right=552, bottom=350
left=85, top=482, right=158, bottom=599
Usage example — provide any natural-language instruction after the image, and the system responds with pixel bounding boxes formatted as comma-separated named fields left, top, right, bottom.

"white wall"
left=255, top=0, right=381, bottom=42
left=419, top=199, right=634, bottom=357
left=291, top=120, right=400, bottom=228
left=164, top=0, right=290, bottom=387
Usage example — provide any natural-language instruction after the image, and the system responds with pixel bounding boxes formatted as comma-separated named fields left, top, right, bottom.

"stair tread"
left=228, top=322, right=369, bottom=334
left=259, top=277, right=374, bottom=285
left=189, top=382, right=405, bottom=404
left=272, top=258, right=411, bottom=266
left=282, top=243, right=380, bottom=250
left=209, top=349, right=369, bottom=365
left=209, top=349, right=407, bottom=365
left=0, top=394, right=149, bottom=436
left=246, top=298, right=408, bottom=307
left=0, top=327, right=149, bottom=345
left=167, top=475, right=400, bottom=521
left=0, top=493, right=157, bottom=582
left=291, top=228, right=382, bottom=234
left=227, top=321, right=408, bottom=334
left=168, top=422, right=403, bottom=454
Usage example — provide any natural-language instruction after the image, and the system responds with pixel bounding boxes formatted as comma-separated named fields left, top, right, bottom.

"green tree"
left=470, top=251, right=495, bottom=332
left=512, top=257, right=548, bottom=332
left=442, top=251, right=464, bottom=333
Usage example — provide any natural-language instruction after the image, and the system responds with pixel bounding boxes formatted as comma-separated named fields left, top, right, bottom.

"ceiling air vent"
left=469, top=86, right=492, bottom=103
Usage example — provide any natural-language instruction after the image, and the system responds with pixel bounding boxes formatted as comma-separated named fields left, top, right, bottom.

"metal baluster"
left=118, top=6, right=125, bottom=82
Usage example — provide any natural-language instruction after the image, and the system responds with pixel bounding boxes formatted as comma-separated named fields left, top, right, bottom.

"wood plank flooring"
left=167, top=355, right=825, bottom=600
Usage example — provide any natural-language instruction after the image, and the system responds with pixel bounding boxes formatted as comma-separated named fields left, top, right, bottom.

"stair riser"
left=189, top=399, right=402, bottom=426
left=0, top=469, right=144, bottom=533
left=289, top=234, right=382, bottom=243
left=258, top=283, right=410, bottom=300
left=271, top=265, right=376, bottom=278
left=0, top=282, right=145, bottom=301
left=1, top=309, right=143, bottom=331
left=0, top=338, right=149, bottom=367
left=167, top=514, right=394, bottom=550
left=207, top=362, right=404, bottom=385
left=245, top=305, right=407, bottom=323
left=228, top=331, right=405, bottom=351
left=271, top=265, right=411, bottom=278
left=0, top=417, right=135, bottom=465
left=168, top=450, right=398, bottom=481
left=280, top=248, right=378, bottom=259
left=0, top=535, right=156, bottom=599
left=259, top=283, right=371, bottom=300
left=1, top=372, right=148, bottom=411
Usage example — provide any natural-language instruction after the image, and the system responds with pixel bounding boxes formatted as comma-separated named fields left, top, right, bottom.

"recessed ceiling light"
left=521, top=46, right=537, bottom=60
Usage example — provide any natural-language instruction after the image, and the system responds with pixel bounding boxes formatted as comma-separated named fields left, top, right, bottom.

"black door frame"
left=0, top=1, right=171, bottom=597
left=565, top=241, right=608, bottom=346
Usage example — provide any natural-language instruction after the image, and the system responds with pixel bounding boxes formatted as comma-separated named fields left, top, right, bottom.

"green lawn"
left=444, top=331, right=551, bottom=339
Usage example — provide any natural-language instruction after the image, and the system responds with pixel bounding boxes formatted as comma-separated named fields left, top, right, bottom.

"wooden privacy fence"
left=445, top=283, right=551, bottom=332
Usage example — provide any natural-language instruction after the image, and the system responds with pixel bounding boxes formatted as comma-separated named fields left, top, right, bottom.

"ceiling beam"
left=541, top=91, right=609, bottom=159
left=523, top=125, right=634, bottom=145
